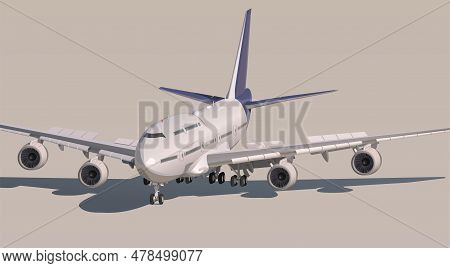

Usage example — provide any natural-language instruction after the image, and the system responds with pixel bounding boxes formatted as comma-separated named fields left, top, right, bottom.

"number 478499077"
left=131, top=249, right=203, bottom=262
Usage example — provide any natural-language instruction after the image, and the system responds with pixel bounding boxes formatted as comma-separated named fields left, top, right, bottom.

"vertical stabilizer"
left=226, top=9, right=251, bottom=101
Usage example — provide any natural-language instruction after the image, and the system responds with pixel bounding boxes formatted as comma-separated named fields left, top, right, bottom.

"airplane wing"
left=207, top=128, right=450, bottom=168
left=0, top=123, right=137, bottom=166
left=243, top=90, right=337, bottom=109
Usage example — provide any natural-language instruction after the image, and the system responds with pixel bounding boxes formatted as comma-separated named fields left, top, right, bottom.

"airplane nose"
left=145, top=157, right=157, bottom=166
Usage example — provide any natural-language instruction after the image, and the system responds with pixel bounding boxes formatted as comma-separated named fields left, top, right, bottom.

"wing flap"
left=40, top=136, right=90, bottom=152
left=48, top=127, right=99, bottom=140
left=1, top=128, right=30, bottom=136
left=98, top=150, right=135, bottom=164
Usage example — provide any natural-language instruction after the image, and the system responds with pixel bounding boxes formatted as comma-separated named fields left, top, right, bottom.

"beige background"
left=0, top=0, right=449, bottom=247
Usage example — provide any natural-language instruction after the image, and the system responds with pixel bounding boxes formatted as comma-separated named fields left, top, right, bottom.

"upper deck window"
left=185, top=123, right=201, bottom=131
left=145, top=133, right=165, bottom=139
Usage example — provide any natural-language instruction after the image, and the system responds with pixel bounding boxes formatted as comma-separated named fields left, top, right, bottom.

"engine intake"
left=78, top=158, right=109, bottom=188
left=18, top=141, right=48, bottom=170
left=351, top=147, right=382, bottom=175
left=267, top=160, right=298, bottom=190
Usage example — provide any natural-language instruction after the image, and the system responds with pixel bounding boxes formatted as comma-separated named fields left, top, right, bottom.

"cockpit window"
left=145, top=133, right=165, bottom=139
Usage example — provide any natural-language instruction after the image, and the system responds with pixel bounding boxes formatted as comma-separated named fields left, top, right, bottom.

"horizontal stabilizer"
left=160, top=87, right=223, bottom=104
left=244, top=90, right=337, bottom=109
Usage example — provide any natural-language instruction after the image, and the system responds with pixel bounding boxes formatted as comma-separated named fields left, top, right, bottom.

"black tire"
left=176, top=178, right=182, bottom=183
left=208, top=173, right=216, bottom=184
left=143, top=178, right=150, bottom=185
left=158, top=194, right=164, bottom=205
left=149, top=193, right=155, bottom=205
left=186, top=177, right=192, bottom=184
left=230, top=175, right=238, bottom=187
left=240, top=175, right=248, bottom=187
left=218, top=172, right=225, bottom=184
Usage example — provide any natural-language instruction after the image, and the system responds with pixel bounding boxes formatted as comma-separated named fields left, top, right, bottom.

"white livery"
left=1, top=10, right=449, bottom=205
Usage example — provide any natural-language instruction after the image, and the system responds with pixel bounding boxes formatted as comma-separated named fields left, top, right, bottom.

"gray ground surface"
left=1, top=0, right=449, bottom=247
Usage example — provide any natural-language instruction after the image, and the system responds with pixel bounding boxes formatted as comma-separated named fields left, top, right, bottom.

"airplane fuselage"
left=135, top=99, right=248, bottom=184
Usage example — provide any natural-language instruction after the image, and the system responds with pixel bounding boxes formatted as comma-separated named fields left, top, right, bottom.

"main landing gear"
left=208, top=171, right=246, bottom=187
left=230, top=174, right=247, bottom=187
left=209, top=172, right=226, bottom=184
left=148, top=183, right=164, bottom=205
left=176, top=177, right=192, bottom=184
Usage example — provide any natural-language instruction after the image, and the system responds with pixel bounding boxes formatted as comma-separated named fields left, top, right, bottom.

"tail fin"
left=160, top=10, right=336, bottom=109
left=226, top=9, right=252, bottom=102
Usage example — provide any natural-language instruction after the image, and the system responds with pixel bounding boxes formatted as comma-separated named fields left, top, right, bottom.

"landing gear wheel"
left=185, top=177, right=193, bottom=184
left=209, top=172, right=217, bottom=184
left=218, top=172, right=225, bottom=184
left=176, top=178, right=184, bottom=184
left=149, top=193, right=156, bottom=205
left=143, top=178, right=150, bottom=185
left=158, top=194, right=164, bottom=205
left=240, top=175, right=248, bottom=187
left=230, top=175, right=238, bottom=187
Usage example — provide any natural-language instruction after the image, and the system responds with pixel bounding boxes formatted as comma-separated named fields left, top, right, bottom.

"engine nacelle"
left=18, top=141, right=48, bottom=170
left=78, top=158, right=109, bottom=188
left=267, top=160, right=298, bottom=190
left=351, top=147, right=382, bottom=175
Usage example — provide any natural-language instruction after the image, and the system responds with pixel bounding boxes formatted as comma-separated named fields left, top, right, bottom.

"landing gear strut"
left=239, top=175, right=248, bottom=187
left=149, top=183, right=164, bottom=205
left=230, top=175, right=238, bottom=187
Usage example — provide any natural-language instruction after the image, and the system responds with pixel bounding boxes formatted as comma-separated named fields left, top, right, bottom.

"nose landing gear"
left=148, top=182, right=164, bottom=205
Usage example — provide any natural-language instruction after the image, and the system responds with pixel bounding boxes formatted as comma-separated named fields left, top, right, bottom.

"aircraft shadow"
left=0, top=176, right=444, bottom=213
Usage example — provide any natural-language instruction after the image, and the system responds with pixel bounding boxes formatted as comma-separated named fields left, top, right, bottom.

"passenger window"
left=174, top=123, right=201, bottom=135
left=174, top=129, right=185, bottom=136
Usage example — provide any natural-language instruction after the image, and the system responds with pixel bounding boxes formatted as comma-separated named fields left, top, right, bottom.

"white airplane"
left=1, top=9, right=449, bottom=205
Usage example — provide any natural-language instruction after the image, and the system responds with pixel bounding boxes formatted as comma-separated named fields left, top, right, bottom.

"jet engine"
left=267, top=160, right=298, bottom=190
left=18, top=141, right=48, bottom=170
left=351, top=147, right=382, bottom=175
left=78, top=158, right=109, bottom=188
